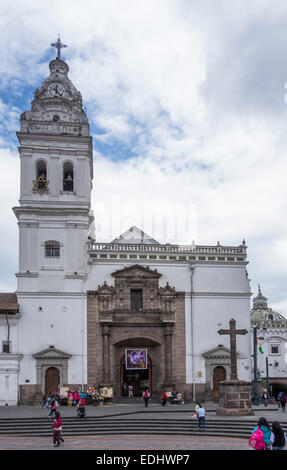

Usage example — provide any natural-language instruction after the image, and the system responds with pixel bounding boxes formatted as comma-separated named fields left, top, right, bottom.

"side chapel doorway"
left=45, top=367, right=60, bottom=396
left=213, top=366, right=226, bottom=397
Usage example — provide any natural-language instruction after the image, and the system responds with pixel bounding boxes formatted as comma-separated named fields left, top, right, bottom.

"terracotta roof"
left=0, top=293, right=19, bottom=312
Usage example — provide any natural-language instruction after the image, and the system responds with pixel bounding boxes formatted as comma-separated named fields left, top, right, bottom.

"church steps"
left=0, top=417, right=283, bottom=439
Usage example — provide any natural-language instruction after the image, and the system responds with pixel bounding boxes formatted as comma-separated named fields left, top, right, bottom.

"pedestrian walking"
left=143, top=389, right=150, bottom=408
left=73, top=390, right=80, bottom=406
left=194, top=401, right=201, bottom=413
left=51, top=411, right=64, bottom=447
left=196, top=404, right=206, bottom=430
left=79, top=390, right=87, bottom=406
left=270, top=421, right=287, bottom=450
left=251, top=417, right=271, bottom=450
left=41, top=394, right=47, bottom=408
left=161, top=391, right=167, bottom=407
left=279, top=392, right=286, bottom=412
left=123, top=382, right=128, bottom=397
left=128, top=385, right=133, bottom=397
left=262, top=391, right=268, bottom=407
left=48, top=399, right=57, bottom=419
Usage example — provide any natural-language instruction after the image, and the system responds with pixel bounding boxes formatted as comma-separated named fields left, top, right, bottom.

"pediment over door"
left=33, top=346, right=72, bottom=360
left=203, top=345, right=232, bottom=391
left=202, top=345, right=232, bottom=360
left=111, top=264, right=161, bottom=280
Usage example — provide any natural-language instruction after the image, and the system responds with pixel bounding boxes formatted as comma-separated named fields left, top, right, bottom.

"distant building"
left=251, top=286, right=287, bottom=398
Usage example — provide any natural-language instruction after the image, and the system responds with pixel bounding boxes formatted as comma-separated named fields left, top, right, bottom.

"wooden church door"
left=45, top=367, right=60, bottom=396
left=213, top=366, right=226, bottom=397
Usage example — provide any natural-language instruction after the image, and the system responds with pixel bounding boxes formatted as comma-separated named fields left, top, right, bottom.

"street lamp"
left=253, top=326, right=259, bottom=405
left=266, top=356, right=269, bottom=398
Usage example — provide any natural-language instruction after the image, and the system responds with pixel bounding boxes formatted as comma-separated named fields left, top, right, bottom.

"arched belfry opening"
left=36, top=159, right=47, bottom=179
left=63, top=161, right=74, bottom=192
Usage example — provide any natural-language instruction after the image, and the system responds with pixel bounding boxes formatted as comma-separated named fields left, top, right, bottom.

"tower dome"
left=19, top=36, right=89, bottom=137
left=251, top=285, right=287, bottom=328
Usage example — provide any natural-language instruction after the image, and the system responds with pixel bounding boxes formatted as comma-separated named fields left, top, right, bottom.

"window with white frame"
left=45, top=241, right=60, bottom=258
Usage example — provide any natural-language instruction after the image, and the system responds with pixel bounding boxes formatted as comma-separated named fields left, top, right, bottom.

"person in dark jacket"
left=270, top=421, right=287, bottom=450
left=143, top=389, right=150, bottom=408
left=77, top=405, right=86, bottom=418
left=280, top=393, right=286, bottom=412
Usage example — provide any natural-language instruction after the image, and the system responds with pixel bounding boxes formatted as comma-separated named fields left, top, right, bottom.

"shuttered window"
left=131, top=289, right=143, bottom=312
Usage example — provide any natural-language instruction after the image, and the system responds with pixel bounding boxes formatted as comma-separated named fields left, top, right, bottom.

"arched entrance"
left=45, top=367, right=60, bottom=396
left=270, top=382, right=287, bottom=399
left=213, top=366, right=226, bottom=397
left=120, top=355, right=152, bottom=397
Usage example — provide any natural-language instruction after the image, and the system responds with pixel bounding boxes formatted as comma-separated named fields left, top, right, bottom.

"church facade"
left=0, top=43, right=252, bottom=405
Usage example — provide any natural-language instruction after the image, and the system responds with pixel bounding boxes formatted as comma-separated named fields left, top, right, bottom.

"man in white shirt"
left=197, top=405, right=206, bottom=430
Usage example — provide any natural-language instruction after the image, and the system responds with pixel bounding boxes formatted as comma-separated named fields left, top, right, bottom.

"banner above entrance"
left=125, top=349, right=147, bottom=370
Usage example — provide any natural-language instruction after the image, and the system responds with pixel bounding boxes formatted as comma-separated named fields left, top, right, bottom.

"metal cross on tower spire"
left=51, top=35, right=67, bottom=59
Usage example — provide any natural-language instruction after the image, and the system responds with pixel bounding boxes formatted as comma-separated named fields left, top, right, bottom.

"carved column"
left=164, top=325, right=174, bottom=386
left=102, top=324, right=111, bottom=384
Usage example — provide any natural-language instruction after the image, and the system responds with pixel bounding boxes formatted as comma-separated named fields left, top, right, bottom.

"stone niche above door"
left=112, top=264, right=162, bottom=313
left=91, top=264, right=177, bottom=326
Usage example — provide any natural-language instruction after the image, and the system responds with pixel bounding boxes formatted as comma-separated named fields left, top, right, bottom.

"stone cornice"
left=192, top=292, right=252, bottom=298
left=13, top=206, right=90, bottom=218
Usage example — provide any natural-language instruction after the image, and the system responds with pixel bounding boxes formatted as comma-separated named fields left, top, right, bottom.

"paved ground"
left=0, top=401, right=285, bottom=451
left=0, top=400, right=284, bottom=421
left=0, top=434, right=251, bottom=451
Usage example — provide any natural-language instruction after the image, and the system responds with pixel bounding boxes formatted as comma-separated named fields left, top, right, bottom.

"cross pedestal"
left=216, top=319, right=253, bottom=416
left=216, top=380, right=254, bottom=416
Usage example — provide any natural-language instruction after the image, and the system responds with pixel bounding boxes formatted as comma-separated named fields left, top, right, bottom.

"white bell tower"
left=13, top=38, right=94, bottom=293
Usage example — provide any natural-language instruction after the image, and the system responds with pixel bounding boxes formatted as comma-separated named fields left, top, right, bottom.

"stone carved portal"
left=87, top=265, right=186, bottom=399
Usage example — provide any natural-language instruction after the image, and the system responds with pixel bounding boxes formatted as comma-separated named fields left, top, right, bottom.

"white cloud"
left=0, top=0, right=286, bottom=311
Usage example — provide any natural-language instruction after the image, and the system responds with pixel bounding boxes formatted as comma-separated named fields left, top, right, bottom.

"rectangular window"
left=2, top=341, right=11, bottom=353
left=45, top=242, right=60, bottom=258
left=271, top=345, right=279, bottom=355
left=131, top=289, right=143, bottom=312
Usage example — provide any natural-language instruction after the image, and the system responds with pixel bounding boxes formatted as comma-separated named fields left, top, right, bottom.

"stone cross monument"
left=218, top=319, right=248, bottom=380
left=216, top=318, right=253, bottom=416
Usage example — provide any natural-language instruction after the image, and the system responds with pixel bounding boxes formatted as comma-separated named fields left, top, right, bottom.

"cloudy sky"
left=0, top=0, right=287, bottom=313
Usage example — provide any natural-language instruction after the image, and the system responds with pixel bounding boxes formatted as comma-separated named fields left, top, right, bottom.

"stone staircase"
left=116, top=396, right=146, bottom=404
left=0, top=415, right=285, bottom=439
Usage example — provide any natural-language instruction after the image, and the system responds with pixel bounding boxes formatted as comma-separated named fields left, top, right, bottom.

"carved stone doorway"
left=213, top=366, right=226, bottom=397
left=45, top=367, right=60, bottom=396
left=120, top=355, right=152, bottom=396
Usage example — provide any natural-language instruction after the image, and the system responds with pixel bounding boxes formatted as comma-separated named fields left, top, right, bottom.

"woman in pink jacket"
left=51, top=411, right=63, bottom=447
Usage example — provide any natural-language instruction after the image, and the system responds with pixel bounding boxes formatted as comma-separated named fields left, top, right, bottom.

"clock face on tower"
left=48, top=82, right=65, bottom=97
